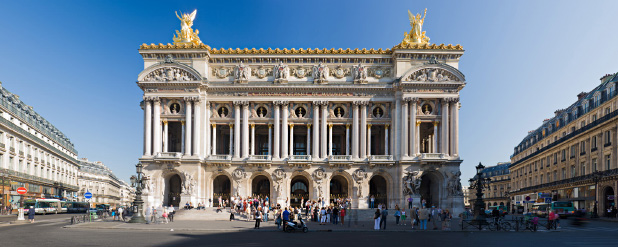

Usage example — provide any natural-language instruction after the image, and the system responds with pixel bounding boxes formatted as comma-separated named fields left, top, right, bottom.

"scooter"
left=285, top=217, right=309, bottom=233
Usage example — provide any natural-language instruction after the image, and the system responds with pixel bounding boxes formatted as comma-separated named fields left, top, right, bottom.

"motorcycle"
left=285, top=217, right=309, bottom=233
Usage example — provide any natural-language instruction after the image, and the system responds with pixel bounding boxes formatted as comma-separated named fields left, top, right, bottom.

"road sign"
left=525, top=196, right=531, bottom=201
left=544, top=198, right=552, bottom=203
left=84, top=192, right=92, bottom=199
left=16, top=187, right=27, bottom=195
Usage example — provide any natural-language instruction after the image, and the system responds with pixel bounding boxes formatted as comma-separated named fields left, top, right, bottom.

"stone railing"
left=370, top=155, right=393, bottom=161
left=156, top=152, right=182, bottom=158
left=19, top=151, right=24, bottom=156
left=0, top=143, right=4, bottom=149
left=249, top=155, right=271, bottom=161
left=290, top=155, right=311, bottom=161
left=421, top=153, right=445, bottom=159
left=329, top=155, right=352, bottom=161
left=209, top=155, right=232, bottom=161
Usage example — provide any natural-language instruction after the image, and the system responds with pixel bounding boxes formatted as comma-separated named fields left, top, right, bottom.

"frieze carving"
left=143, top=67, right=198, bottom=82
left=352, top=63, right=368, bottom=84
left=330, top=66, right=350, bottom=79
left=407, top=68, right=458, bottom=82
left=212, top=67, right=233, bottom=78
left=252, top=66, right=272, bottom=79
left=274, top=62, right=290, bottom=83
left=292, top=66, right=311, bottom=79
left=234, top=62, right=251, bottom=83
left=313, top=62, right=329, bottom=84
left=368, top=67, right=391, bottom=79
left=232, top=168, right=246, bottom=180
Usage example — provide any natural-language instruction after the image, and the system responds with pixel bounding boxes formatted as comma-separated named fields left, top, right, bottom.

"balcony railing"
left=369, top=155, right=393, bottom=161
left=249, top=155, right=271, bottom=161
left=420, top=153, right=445, bottom=159
left=209, top=155, right=232, bottom=161
left=290, top=155, right=311, bottom=161
left=0, top=143, right=4, bottom=149
left=9, top=147, right=15, bottom=153
left=329, top=155, right=352, bottom=161
left=19, top=151, right=24, bottom=156
left=156, top=152, right=182, bottom=158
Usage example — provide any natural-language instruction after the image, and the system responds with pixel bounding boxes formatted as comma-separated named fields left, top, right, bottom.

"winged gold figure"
left=173, top=10, right=202, bottom=45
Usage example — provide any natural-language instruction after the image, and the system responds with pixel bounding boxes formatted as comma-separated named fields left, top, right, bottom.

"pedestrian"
left=283, top=207, right=290, bottom=230
left=326, top=206, right=332, bottom=223
left=408, top=196, right=413, bottom=209
left=145, top=206, right=152, bottom=224
left=374, top=209, right=381, bottom=230
left=370, top=195, right=375, bottom=209
left=320, top=207, right=327, bottom=225
left=332, top=206, right=339, bottom=225
left=430, top=206, right=439, bottom=230
left=340, top=207, right=346, bottom=225
left=400, top=209, right=407, bottom=226
left=28, top=206, right=35, bottom=223
left=419, top=206, right=429, bottom=230
left=254, top=207, right=262, bottom=229
left=150, top=206, right=157, bottom=224
left=411, top=206, right=418, bottom=229
left=162, top=207, right=169, bottom=224
left=118, top=207, right=124, bottom=221
left=276, top=210, right=282, bottom=230
left=440, top=209, right=448, bottom=230
left=168, top=206, right=174, bottom=222
left=444, top=209, right=452, bottom=230
left=394, top=205, right=401, bottom=225
left=380, top=207, right=388, bottom=230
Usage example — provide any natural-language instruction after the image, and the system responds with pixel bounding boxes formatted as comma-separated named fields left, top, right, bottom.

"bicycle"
left=487, top=217, right=512, bottom=231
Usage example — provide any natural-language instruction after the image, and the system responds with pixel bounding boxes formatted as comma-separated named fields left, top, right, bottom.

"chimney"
left=577, top=92, right=587, bottom=100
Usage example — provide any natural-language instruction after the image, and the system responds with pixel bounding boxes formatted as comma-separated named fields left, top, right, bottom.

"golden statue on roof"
left=173, top=10, right=202, bottom=45
left=401, top=8, right=430, bottom=45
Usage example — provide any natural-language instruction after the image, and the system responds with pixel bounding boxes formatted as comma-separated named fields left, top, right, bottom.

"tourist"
left=28, top=206, right=35, bottom=223
left=320, top=207, right=327, bottom=225
left=408, top=196, right=413, bottom=209
left=168, top=206, right=174, bottom=222
left=340, top=207, right=346, bottom=225
left=380, top=207, right=388, bottom=230
left=254, top=206, right=262, bottom=229
left=394, top=205, right=401, bottom=225
left=430, top=206, right=439, bottom=230
left=332, top=206, right=339, bottom=225
left=400, top=208, right=407, bottom=226
left=150, top=206, right=157, bottom=223
left=118, top=207, right=124, bottom=221
left=419, top=206, right=429, bottom=230
left=145, top=206, right=152, bottom=224
left=283, top=207, right=290, bottom=230
left=373, top=209, right=381, bottom=230
left=263, top=205, right=269, bottom=222
left=440, top=209, right=448, bottom=230
left=370, top=195, right=375, bottom=209
left=162, top=207, right=169, bottom=224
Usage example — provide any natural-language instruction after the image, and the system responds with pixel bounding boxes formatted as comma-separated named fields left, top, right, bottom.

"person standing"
left=118, top=207, right=124, bottom=222
left=380, top=207, right=388, bottom=230
left=370, top=195, right=375, bottom=209
left=340, top=207, right=346, bottom=225
left=145, top=206, right=152, bottom=224
left=332, top=206, right=339, bottom=225
left=254, top=207, right=262, bottom=229
left=400, top=208, right=407, bottom=226
left=394, top=205, right=401, bottom=225
left=419, top=206, right=429, bottom=230
left=282, top=207, right=290, bottom=230
left=430, top=206, right=439, bottom=230
left=374, top=209, right=381, bottom=230
left=28, top=206, right=35, bottom=223
left=408, top=196, right=413, bottom=209
left=320, top=207, right=327, bottom=225
left=168, top=206, right=174, bottom=222
left=411, top=206, right=418, bottom=229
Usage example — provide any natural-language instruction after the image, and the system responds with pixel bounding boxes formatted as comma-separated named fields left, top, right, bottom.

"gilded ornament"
left=173, top=10, right=202, bottom=45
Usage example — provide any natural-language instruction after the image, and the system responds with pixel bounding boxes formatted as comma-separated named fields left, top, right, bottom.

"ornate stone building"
left=0, top=82, right=80, bottom=210
left=136, top=10, right=466, bottom=214
left=77, top=158, right=128, bottom=207
left=510, top=72, right=618, bottom=215
left=467, top=162, right=511, bottom=212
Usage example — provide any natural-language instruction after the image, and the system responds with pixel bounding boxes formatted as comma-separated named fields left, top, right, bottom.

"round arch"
left=163, top=173, right=182, bottom=207
left=137, top=58, right=203, bottom=82
left=289, top=171, right=313, bottom=207
left=328, top=173, right=352, bottom=204
left=603, top=186, right=615, bottom=216
left=211, top=173, right=232, bottom=207
left=399, top=63, right=466, bottom=83
left=419, top=171, right=445, bottom=208
left=251, top=174, right=272, bottom=200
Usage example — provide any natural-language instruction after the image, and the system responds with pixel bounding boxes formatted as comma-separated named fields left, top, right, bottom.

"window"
left=591, top=136, right=597, bottom=151
left=537, top=161, right=540, bottom=170
left=561, top=149, right=566, bottom=161
left=540, top=174, right=543, bottom=184
left=605, top=130, right=611, bottom=146
left=561, top=168, right=566, bottom=180
left=553, top=171, right=558, bottom=181
left=571, top=165, right=576, bottom=178
left=547, top=172, right=552, bottom=182
left=606, top=107, right=611, bottom=116
left=580, top=141, right=586, bottom=155
left=553, top=153, right=557, bottom=164
left=606, top=155, right=611, bottom=170
left=592, top=114, right=597, bottom=122
left=581, top=121, right=586, bottom=128
left=570, top=145, right=577, bottom=158
left=592, top=158, right=597, bottom=172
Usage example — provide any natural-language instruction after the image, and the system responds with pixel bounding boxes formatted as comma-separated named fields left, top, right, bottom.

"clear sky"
left=1, top=0, right=617, bottom=184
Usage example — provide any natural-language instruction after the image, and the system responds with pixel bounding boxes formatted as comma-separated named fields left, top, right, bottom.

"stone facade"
left=510, top=72, right=618, bottom=216
left=136, top=14, right=467, bottom=215
left=77, top=158, right=128, bottom=207
left=468, top=162, right=511, bottom=212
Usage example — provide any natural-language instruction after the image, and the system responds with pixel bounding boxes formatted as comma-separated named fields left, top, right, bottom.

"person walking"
left=320, top=207, right=327, bottom=225
left=374, top=209, right=381, bottom=230
left=118, top=207, right=124, bottom=222
left=28, top=206, right=35, bottom=223
left=380, top=207, right=389, bottom=230
left=254, top=207, right=262, bottom=229
left=168, top=206, right=174, bottom=222
left=419, top=206, right=429, bottom=230
left=282, top=207, right=290, bottom=230
left=394, top=205, right=401, bottom=225
left=332, top=206, right=339, bottom=225
left=411, top=206, right=418, bottom=229
left=400, top=208, right=407, bottom=226
left=340, top=207, right=346, bottom=225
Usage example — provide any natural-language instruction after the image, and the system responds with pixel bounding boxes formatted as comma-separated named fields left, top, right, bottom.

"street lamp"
left=591, top=171, right=603, bottom=218
left=469, top=162, right=491, bottom=227
left=128, top=162, right=149, bottom=223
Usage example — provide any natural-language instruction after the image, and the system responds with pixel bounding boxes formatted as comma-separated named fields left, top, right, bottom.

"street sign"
left=525, top=196, right=531, bottom=201
left=84, top=192, right=92, bottom=199
left=544, top=198, right=552, bottom=203
left=16, top=187, right=27, bottom=195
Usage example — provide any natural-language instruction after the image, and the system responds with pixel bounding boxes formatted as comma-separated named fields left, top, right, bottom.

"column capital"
left=416, top=120, right=421, bottom=126
left=433, top=121, right=440, bottom=126
left=152, top=97, right=161, bottom=104
left=233, top=100, right=249, bottom=106
left=229, top=123, right=234, bottom=128
left=385, top=124, right=389, bottom=129
left=181, top=120, right=185, bottom=125
left=268, top=124, right=272, bottom=128
left=404, top=97, right=419, bottom=105
left=211, top=123, right=217, bottom=128
left=251, top=123, right=255, bottom=128
left=328, top=123, right=333, bottom=128
left=162, top=120, right=168, bottom=125
left=307, top=123, right=312, bottom=128
left=368, top=124, right=372, bottom=128
left=289, top=123, right=295, bottom=128
left=346, top=124, right=350, bottom=129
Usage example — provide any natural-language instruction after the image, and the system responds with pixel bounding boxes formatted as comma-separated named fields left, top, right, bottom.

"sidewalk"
left=64, top=217, right=463, bottom=232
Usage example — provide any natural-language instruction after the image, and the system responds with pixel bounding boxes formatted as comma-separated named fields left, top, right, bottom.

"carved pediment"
left=406, top=68, right=460, bottom=82
left=142, top=66, right=199, bottom=82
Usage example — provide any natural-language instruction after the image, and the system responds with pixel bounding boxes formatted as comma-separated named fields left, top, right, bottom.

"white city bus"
left=23, top=198, right=62, bottom=214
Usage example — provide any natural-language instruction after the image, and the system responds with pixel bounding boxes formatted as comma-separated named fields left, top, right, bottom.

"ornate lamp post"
left=591, top=171, right=603, bottom=218
left=128, top=162, right=149, bottom=223
left=469, top=162, right=491, bottom=227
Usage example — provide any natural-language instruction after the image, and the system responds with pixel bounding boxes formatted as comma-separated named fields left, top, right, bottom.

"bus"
left=551, top=201, right=575, bottom=218
left=61, top=201, right=90, bottom=213
left=485, top=205, right=508, bottom=217
left=531, top=203, right=550, bottom=217
left=23, top=199, right=62, bottom=215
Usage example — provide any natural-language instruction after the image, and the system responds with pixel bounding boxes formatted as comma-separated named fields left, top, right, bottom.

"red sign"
left=16, top=187, right=27, bottom=195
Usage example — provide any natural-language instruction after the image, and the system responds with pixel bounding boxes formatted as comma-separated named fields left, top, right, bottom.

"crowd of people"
left=372, top=204, right=452, bottom=231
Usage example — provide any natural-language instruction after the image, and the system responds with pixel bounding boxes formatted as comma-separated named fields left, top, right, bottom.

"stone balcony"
left=289, top=155, right=311, bottom=161
left=209, top=154, right=232, bottom=161
left=369, top=155, right=393, bottom=161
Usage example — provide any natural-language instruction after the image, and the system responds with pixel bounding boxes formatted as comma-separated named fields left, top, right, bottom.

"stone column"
left=153, top=97, right=161, bottom=155
left=394, top=98, right=400, bottom=159
left=409, top=98, right=417, bottom=157
left=273, top=103, right=280, bottom=159
left=268, top=124, right=272, bottom=156
left=401, top=100, right=409, bottom=157
left=321, top=102, right=328, bottom=159
left=251, top=124, right=255, bottom=156
left=229, top=124, right=234, bottom=155
left=416, top=120, right=420, bottom=154
left=345, top=124, right=350, bottom=156
left=194, top=98, right=201, bottom=157
left=313, top=102, right=320, bottom=159
left=385, top=124, right=389, bottom=155
left=282, top=101, right=289, bottom=159
left=433, top=121, right=438, bottom=153
left=144, top=97, right=152, bottom=156
left=367, top=124, right=372, bottom=157
left=441, top=99, right=450, bottom=155
left=204, top=102, right=211, bottom=156
left=289, top=123, right=295, bottom=156
left=307, top=124, right=311, bottom=156
left=181, top=121, right=185, bottom=153
left=163, top=120, right=168, bottom=152
left=234, top=102, right=241, bottom=158
left=184, top=98, right=193, bottom=156
left=352, top=102, right=360, bottom=159
left=452, top=99, right=460, bottom=157
left=242, top=102, right=249, bottom=158
left=328, top=123, right=333, bottom=157
left=211, top=124, right=217, bottom=155
left=360, top=102, right=368, bottom=159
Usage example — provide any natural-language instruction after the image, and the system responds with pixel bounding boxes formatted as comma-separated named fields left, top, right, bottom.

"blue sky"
left=1, top=0, right=617, bottom=184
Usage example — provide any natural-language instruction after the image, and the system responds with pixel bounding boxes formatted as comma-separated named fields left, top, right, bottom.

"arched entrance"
left=329, top=175, right=349, bottom=204
left=252, top=175, right=271, bottom=199
left=213, top=175, right=231, bottom=207
left=166, top=174, right=182, bottom=207
left=290, top=176, right=309, bottom=207
left=369, top=175, right=387, bottom=206
left=420, top=173, right=440, bottom=208
left=604, top=186, right=615, bottom=216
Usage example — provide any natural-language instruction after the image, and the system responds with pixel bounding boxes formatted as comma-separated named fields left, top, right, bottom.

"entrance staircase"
left=174, top=207, right=384, bottom=222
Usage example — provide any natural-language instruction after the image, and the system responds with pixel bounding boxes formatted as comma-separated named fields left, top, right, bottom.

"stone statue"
left=353, top=63, right=367, bottom=82
left=251, top=108, right=258, bottom=118
left=235, top=62, right=251, bottom=82
left=313, top=62, right=329, bottom=82
left=402, top=171, right=422, bottom=195
left=274, top=62, right=289, bottom=82
left=403, top=9, right=429, bottom=44
left=173, top=10, right=202, bottom=45
left=143, top=67, right=195, bottom=82
left=272, top=169, right=287, bottom=197
left=446, top=170, right=463, bottom=196
left=181, top=171, right=195, bottom=195
left=352, top=169, right=367, bottom=198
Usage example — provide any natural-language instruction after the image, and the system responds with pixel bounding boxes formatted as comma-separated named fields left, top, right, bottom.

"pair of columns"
left=143, top=96, right=201, bottom=157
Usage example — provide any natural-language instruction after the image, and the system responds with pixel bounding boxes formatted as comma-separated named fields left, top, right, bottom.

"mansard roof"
left=513, top=72, right=618, bottom=156
left=0, top=83, right=76, bottom=154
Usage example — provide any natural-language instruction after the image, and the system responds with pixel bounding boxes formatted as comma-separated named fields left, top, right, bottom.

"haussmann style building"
left=136, top=10, right=467, bottom=214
